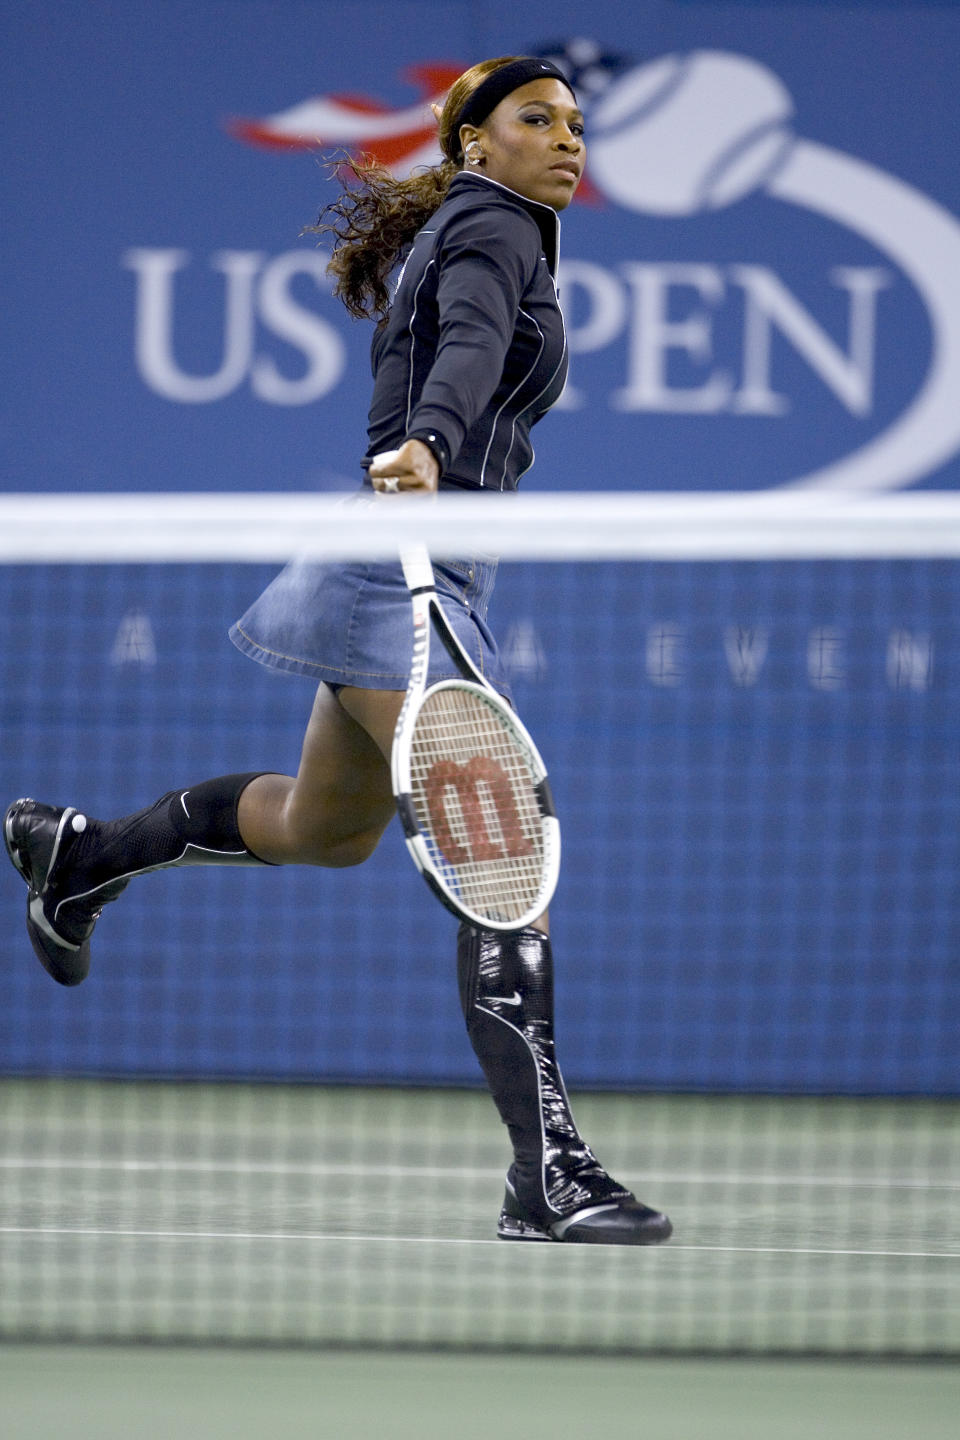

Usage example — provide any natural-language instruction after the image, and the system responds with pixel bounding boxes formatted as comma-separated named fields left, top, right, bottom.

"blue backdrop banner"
left=3, top=2, right=959, bottom=1093
left=1, top=555, right=956, bottom=1094
left=5, top=0, right=960, bottom=496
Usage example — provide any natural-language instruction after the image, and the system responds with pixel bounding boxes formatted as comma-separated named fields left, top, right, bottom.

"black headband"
left=454, top=58, right=578, bottom=144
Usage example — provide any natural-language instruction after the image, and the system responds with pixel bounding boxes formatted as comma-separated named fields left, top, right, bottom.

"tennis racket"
left=391, top=541, right=560, bottom=931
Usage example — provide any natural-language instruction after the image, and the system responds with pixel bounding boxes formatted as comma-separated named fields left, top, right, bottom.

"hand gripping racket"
left=391, top=542, right=560, bottom=931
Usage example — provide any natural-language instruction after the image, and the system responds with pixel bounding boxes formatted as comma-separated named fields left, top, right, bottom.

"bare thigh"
left=237, top=683, right=403, bottom=867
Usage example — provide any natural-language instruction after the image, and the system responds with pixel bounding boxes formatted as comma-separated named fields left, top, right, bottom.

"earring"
left=465, top=141, right=484, bottom=166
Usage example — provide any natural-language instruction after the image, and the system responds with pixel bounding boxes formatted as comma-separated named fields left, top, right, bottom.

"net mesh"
left=0, top=494, right=957, bottom=1354
left=407, top=682, right=551, bottom=924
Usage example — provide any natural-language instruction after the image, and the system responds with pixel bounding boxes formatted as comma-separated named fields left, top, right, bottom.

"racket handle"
left=400, top=543, right=435, bottom=593
left=368, top=450, right=435, bottom=591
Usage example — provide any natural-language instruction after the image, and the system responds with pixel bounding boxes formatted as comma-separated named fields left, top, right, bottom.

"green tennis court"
left=2, top=1080, right=957, bottom=1354
left=4, top=1347, right=960, bottom=1440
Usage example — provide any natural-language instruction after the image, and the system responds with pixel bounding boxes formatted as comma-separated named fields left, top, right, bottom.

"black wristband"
left=405, top=430, right=450, bottom=476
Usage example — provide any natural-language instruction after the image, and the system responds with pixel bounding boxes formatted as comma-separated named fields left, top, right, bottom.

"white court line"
left=1, top=1157, right=957, bottom=1190
left=1, top=1226, right=958, bottom=1260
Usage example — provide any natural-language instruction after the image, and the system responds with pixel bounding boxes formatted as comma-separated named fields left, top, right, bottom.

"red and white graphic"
left=228, top=63, right=462, bottom=172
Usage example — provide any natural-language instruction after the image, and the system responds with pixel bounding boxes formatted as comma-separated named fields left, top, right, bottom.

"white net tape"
left=3, top=491, right=960, bottom=562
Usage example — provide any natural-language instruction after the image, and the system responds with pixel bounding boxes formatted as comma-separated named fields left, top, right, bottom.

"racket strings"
left=408, top=686, right=549, bottom=923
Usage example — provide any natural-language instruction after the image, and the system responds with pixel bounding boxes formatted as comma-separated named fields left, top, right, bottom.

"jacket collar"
left=448, top=171, right=561, bottom=276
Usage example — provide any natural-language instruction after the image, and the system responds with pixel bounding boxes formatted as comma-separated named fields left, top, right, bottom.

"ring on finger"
left=381, top=475, right=400, bottom=493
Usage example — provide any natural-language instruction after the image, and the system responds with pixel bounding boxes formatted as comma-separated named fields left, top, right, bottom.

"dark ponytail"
left=310, top=158, right=457, bottom=320
left=310, top=57, right=520, bottom=320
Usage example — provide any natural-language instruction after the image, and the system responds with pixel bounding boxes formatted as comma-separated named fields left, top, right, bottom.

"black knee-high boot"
left=457, top=923, right=672, bottom=1245
left=5, top=774, right=272, bottom=985
left=73, top=773, right=274, bottom=881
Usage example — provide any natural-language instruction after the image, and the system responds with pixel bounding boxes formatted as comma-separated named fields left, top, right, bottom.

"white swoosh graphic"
left=249, top=95, right=438, bottom=142
left=768, top=139, right=960, bottom=491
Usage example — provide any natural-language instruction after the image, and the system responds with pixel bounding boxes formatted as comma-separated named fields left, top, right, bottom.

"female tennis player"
left=5, top=57, right=671, bottom=1246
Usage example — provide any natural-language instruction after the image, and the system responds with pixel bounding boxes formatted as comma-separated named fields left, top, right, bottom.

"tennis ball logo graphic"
left=588, top=50, right=796, bottom=215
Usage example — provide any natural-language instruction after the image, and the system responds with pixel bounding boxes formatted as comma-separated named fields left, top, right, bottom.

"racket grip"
left=400, top=543, right=435, bottom=593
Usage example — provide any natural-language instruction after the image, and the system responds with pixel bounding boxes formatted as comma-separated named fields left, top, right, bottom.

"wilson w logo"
left=424, top=757, right=534, bottom=866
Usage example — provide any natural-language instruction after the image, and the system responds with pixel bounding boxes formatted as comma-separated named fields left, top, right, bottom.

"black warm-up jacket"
left=362, top=171, right=569, bottom=492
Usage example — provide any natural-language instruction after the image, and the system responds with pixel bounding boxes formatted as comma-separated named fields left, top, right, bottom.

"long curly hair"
left=310, top=57, right=519, bottom=320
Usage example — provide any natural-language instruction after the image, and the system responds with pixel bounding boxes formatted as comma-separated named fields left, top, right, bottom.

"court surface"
left=1, top=1080, right=957, bottom=1358
left=3, top=1347, right=960, bottom=1440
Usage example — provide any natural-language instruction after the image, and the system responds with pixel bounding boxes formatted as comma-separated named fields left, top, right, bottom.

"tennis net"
left=0, top=492, right=957, bottom=1353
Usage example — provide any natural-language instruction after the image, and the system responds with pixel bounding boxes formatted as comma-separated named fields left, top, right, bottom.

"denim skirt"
left=229, top=551, right=511, bottom=699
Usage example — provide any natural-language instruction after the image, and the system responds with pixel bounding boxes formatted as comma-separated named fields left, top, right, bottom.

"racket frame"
left=391, top=544, right=560, bottom=931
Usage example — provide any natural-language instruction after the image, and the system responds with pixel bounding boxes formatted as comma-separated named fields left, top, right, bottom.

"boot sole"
left=498, top=1190, right=673, bottom=1246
